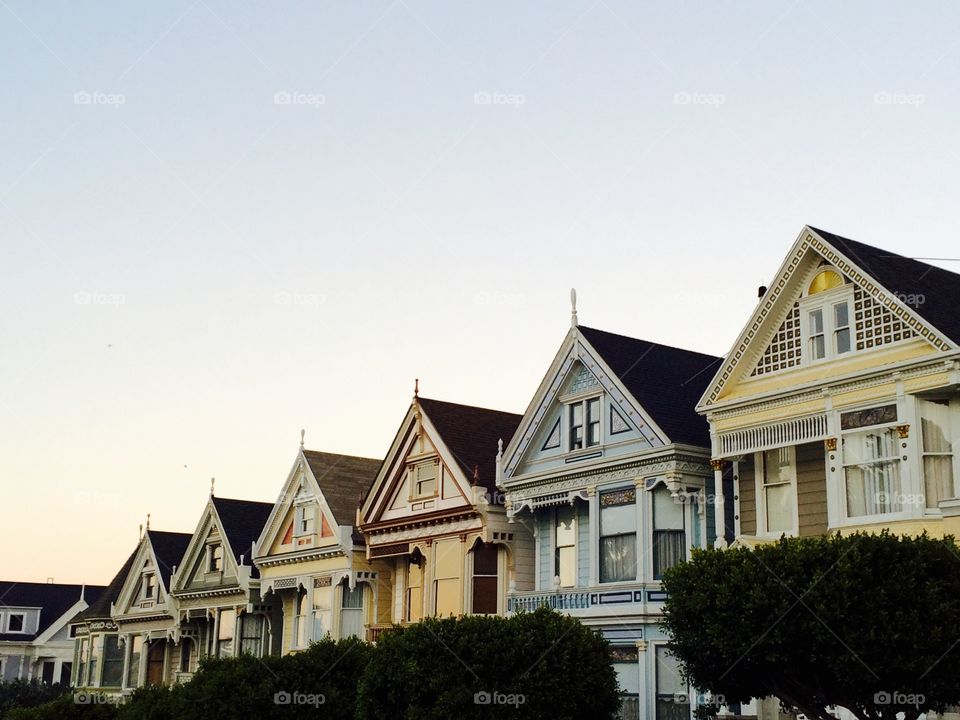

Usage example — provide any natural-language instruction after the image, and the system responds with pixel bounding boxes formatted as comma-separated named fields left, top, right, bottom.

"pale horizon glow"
left=3, top=1, right=960, bottom=584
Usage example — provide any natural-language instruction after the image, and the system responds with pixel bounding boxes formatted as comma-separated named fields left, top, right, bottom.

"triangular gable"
left=254, top=449, right=347, bottom=561
left=699, top=226, right=954, bottom=410
left=501, top=330, right=668, bottom=482
left=114, top=535, right=172, bottom=616
left=172, top=500, right=241, bottom=594
left=361, top=401, right=475, bottom=526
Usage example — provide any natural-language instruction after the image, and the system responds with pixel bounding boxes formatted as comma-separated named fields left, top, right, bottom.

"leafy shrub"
left=0, top=681, right=70, bottom=718
left=5, top=693, right=117, bottom=720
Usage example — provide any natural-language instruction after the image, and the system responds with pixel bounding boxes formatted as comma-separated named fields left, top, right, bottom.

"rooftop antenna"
left=570, top=288, right=578, bottom=328
left=300, top=428, right=305, bottom=449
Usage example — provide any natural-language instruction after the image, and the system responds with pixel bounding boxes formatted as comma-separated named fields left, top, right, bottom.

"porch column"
left=587, top=486, right=599, bottom=586
left=712, top=460, right=727, bottom=549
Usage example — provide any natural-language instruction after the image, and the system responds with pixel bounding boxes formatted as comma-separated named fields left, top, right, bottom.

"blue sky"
left=2, top=0, right=960, bottom=583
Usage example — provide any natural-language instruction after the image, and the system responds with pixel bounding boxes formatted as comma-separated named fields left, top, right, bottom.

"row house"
left=358, top=395, right=532, bottom=634
left=499, top=310, right=721, bottom=720
left=697, top=226, right=960, bottom=719
left=0, top=581, right=104, bottom=685
left=252, top=447, right=383, bottom=651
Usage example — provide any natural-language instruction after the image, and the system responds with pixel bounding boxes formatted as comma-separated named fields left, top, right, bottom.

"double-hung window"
left=312, top=580, right=333, bottom=641
left=240, top=614, right=264, bottom=656
left=760, top=447, right=795, bottom=534
left=554, top=506, right=576, bottom=587
left=801, top=269, right=853, bottom=363
left=471, top=542, right=499, bottom=614
left=340, top=584, right=364, bottom=638
left=217, top=609, right=236, bottom=657
left=652, top=487, right=685, bottom=579
left=599, top=490, right=637, bottom=583
left=842, top=406, right=902, bottom=518
left=208, top=544, right=223, bottom=573
left=655, top=646, right=690, bottom=720
left=568, top=397, right=601, bottom=451
left=920, top=399, right=956, bottom=509
left=405, top=557, right=423, bottom=622
left=412, top=461, right=437, bottom=498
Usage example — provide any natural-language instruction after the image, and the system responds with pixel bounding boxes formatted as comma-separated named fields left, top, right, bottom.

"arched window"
left=807, top=268, right=844, bottom=295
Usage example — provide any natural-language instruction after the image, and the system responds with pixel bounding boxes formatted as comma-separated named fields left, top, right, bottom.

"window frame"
left=554, top=505, right=577, bottom=588
left=142, top=573, right=156, bottom=601
left=409, top=459, right=439, bottom=500
left=919, top=397, right=960, bottom=512
left=6, top=611, right=26, bottom=633
left=207, top=543, right=224, bottom=573
left=754, top=446, right=799, bottom=538
left=470, top=542, right=500, bottom=615
left=599, top=490, right=638, bottom=585
left=799, top=282, right=854, bottom=365
left=567, top=395, right=602, bottom=452
left=651, top=485, right=686, bottom=581
left=840, top=416, right=905, bottom=522
left=652, top=642, right=691, bottom=720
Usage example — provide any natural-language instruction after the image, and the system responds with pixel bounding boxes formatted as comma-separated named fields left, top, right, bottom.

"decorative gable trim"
left=699, top=227, right=954, bottom=409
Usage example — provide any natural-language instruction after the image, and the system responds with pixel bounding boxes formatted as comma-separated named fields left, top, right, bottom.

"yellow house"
left=699, top=225, right=960, bottom=546
left=359, top=394, right=533, bottom=636
left=252, top=445, right=382, bottom=653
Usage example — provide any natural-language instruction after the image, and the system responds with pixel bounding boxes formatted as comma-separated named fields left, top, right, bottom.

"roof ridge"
left=417, top=395, right=523, bottom=418
left=578, top=325, right=721, bottom=360
left=301, top=448, right=382, bottom=462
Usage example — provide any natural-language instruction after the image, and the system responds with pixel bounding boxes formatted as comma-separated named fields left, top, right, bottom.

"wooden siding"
left=738, top=456, right=756, bottom=536
left=796, top=441, right=828, bottom=536
left=576, top=502, right=590, bottom=587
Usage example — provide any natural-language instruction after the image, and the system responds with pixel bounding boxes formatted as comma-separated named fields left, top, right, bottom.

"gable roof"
left=75, top=550, right=138, bottom=622
left=211, top=497, right=273, bottom=577
left=578, top=326, right=721, bottom=447
left=810, top=226, right=960, bottom=345
left=301, top=450, right=383, bottom=527
left=146, top=530, right=192, bottom=591
left=0, top=581, right=105, bottom=641
left=416, top=397, right=522, bottom=492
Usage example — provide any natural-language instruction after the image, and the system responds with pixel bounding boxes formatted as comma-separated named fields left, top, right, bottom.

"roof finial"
left=497, top=438, right=504, bottom=459
left=210, top=476, right=216, bottom=496
left=570, top=288, right=578, bottom=328
left=414, top=378, right=419, bottom=397
left=472, top=464, right=480, bottom=485
left=138, top=523, right=143, bottom=540
left=300, top=428, right=305, bottom=448
left=146, top=513, right=151, bottom=530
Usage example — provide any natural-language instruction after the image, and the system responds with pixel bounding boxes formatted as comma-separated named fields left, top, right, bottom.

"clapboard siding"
left=537, top=512, right=553, bottom=591
left=576, top=502, right=590, bottom=587
left=797, top=441, right=828, bottom=536
left=738, top=456, right=757, bottom=536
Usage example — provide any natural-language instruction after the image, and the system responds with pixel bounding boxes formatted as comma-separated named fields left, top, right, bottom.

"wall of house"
left=536, top=512, right=552, bottom=591
left=738, top=456, right=757, bottom=536
left=796, top=441, right=828, bottom=536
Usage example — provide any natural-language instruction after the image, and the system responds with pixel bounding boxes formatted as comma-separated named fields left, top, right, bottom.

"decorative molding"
left=824, top=437, right=838, bottom=452
left=896, top=424, right=911, bottom=439
left=366, top=517, right=482, bottom=545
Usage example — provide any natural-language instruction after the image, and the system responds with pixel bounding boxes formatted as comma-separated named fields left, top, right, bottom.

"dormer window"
left=143, top=574, right=156, bottom=600
left=208, top=544, right=223, bottom=573
left=569, top=397, right=601, bottom=451
left=7, top=612, right=25, bottom=633
left=412, top=461, right=437, bottom=499
left=801, top=267, right=853, bottom=363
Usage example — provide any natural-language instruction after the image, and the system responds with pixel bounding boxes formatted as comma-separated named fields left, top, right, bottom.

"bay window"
left=760, top=447, right=795, bottom=534
left=921, top=399, right=956, bottom=508
left=101, top=636, right=123, bottom=687
left=433, top=539, right=460, bottom=616
left=843, top=426, right=901, bottom=517
left=405, top=556, right=423, bottom=622
left=340, top=583, right=364, bottom=638
left=88, top=635, right=102, bottom=685
left=126, top=636, right=142, bottom=688
left=554, top=506, right=576, bottom=587
left=652, top=486, right=685, bottom=580
left=294, top=588, right=308, bottom=648
left=600, top=490, right=637, bottom=584
left=312, top=580, right=333, bottom=640
left=240, top=615, right=264, bottom=656
left=217, top=609, right=236, bottom=657
left=76, top=638, right=89, bottom=686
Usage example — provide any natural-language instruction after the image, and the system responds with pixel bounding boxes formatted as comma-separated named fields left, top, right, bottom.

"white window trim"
left=919, top=396, right=960, bottom=514
left=408, top=459, right=440, bottom=501
left=836, top=417, right=909, bottom=525
left=554, top=504, right=578, bottom=588
left=565, top=394, right=604, bottom=453
left=6, top=611, right=27, bottom=634
left=799, top=284, right=854, bottom=366
left=649, top=641, right=694, bottom=720
left=753, top=447, right=799, bottom=539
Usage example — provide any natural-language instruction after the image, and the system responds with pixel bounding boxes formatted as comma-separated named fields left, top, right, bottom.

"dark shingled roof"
left=302, top=450, right=382, bottom=529
left=212, top=497, right=273, bottom=578
left=75, top=549, right=138, bottom=622
left=417, top=397, right=522, bottom=493
left=146, top=530, right=192, bottom=591
left=811, top=226, right=960, bottom=345
left=578, top=326, right=721, bottom=448
left=0, top=581, right=105, bottom=641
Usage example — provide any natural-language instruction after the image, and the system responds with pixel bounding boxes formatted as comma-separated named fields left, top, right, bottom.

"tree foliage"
left=661, top=531, right=960, bottom=720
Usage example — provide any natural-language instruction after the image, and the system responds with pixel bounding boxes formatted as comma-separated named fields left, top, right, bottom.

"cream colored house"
left=359, top=394, right=533, bottom=636
left=253, top=446, right=382, bottom=652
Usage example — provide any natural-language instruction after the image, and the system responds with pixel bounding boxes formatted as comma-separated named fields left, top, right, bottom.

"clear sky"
left=2, top=1, right=960, bottom=585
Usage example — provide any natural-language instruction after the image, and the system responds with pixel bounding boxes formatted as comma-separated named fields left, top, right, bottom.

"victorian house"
left=499, top=305, right=721, bottom=720
left=110, top=529, right=191, bottom=690
left=253, top=445, right=383, bottom=653
left=0, top=581, right=104, bottom=685
left=168, top=494, right=274, bottom=680
left=359, top=394, right=530, bottom=637
left=697, top=226, right=960, bottom=718
left=71, top=550, right=136, bottom=693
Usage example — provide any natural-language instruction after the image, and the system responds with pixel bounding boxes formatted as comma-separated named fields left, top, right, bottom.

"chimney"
left=757, top=285, right=767, bottom=299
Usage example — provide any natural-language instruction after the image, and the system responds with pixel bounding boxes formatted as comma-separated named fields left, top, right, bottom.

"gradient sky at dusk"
left=3, top=1, right=960, bottom=583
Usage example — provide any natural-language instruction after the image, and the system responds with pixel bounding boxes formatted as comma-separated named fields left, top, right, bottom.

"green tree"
left=661, top=532, right=960, bottom=720
left=356, top=607, right=620, bottom=720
